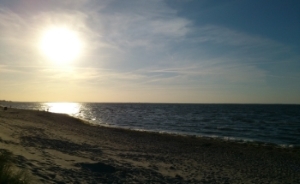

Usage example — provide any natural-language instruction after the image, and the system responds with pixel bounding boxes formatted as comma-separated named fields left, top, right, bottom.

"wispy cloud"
left=192, top=25, right=282, bottom=47
left=91, top=1, right=191, bottom=51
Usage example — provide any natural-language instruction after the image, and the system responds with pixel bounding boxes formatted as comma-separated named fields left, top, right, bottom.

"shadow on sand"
left=75, top=162, right=116, bottom=173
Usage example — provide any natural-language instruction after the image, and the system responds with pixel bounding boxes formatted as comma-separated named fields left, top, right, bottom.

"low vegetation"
left=0, top=150, right=30, bottom=184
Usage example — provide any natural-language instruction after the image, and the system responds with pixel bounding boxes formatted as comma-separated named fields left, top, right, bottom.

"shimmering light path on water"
left=45, top=102, right=81, bottom=114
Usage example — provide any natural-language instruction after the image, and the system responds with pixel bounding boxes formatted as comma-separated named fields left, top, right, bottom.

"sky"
left=0, top=0, right=299, bottom=104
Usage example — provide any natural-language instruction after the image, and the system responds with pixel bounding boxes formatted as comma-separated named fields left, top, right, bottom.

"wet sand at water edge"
left=0, top=108, right=300, bottom=183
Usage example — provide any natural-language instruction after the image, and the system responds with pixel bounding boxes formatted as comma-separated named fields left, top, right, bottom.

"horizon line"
left=1, top=100, right=299, bottom=105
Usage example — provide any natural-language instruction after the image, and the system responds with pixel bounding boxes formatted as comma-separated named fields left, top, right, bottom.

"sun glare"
left=40, top=27, right=82, bottom=64
left=44, top=102, right=81, bottom=115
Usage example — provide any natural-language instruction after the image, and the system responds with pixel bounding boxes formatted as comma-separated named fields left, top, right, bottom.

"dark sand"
left=0, top=108, right=300, bottom=183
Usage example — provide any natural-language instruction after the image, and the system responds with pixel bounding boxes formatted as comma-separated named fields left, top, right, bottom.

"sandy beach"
left=0, top=108, right=299, bottom=183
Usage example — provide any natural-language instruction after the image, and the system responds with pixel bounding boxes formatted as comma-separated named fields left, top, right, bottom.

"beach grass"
left=0, top=150, right=30, bottom=184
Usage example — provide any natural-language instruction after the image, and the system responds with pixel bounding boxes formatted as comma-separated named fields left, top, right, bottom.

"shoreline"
left=75, top=113, right=300, bottom=149
left=2, top=102, right=300, bottom=148
left=0, top=108, right=300, bottom=183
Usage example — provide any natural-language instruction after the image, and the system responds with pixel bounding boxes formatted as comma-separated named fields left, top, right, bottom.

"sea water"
left=2, top=102, right=300, bottom=147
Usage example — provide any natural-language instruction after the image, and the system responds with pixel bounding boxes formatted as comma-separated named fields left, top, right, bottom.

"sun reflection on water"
left=44, top=102, right=81, bottom=115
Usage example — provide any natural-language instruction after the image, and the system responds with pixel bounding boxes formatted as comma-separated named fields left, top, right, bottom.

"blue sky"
left=0, top=0, right=299, bottom=103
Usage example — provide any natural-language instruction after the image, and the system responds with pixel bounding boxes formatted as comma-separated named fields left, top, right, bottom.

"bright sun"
left=40, top=27, right=82, bottom=64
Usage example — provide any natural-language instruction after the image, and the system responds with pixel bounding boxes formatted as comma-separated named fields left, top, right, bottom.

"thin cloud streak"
left=193, top=25, right=283, bottom=47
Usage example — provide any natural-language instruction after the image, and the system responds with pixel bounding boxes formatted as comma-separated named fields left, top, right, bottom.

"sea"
left=1, top=102, right=300, bottom=148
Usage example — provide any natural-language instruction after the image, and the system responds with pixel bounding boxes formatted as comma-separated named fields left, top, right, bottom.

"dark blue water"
left=2, top=102, right=300, bottom=147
